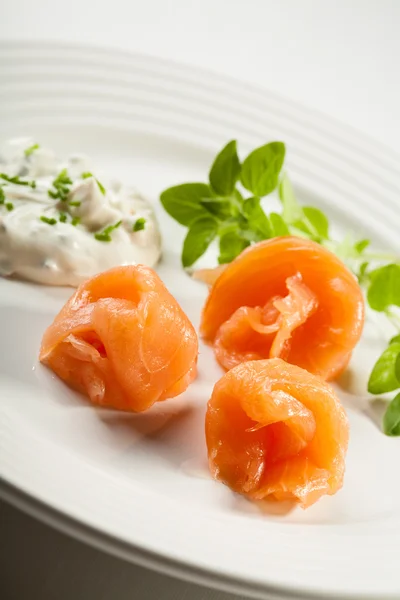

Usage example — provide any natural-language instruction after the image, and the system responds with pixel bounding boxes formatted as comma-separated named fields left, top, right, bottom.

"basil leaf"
left=269, top=212, right=290, bottom=236
left=242, top=197, right=272, bottom=239
left=181, top=216, right=219, bottom=267
left=278, top=173, right=303, bottom=224
left=368, top=342, right=400, bottom=394
left=390, top=334, right=400, bottom=345
left=218, top=230, right=249, bottom=264
left=160, top=183, right=211, bottom=226
left=367, top=264, right=400, bottom=312
left=383, top=393, right=400, bottom=436
left=303, top=207, right=329, bottom=240
left=209, top=140, right=241, bottom=196
left=240, top=142, right=285, bottom=197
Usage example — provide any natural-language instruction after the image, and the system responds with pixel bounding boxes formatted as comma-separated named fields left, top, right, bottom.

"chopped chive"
left=81, top=172, right=106, bottom=195
left=40, top=216, right=57, bottom=225
left=59, top=213, right=68, bottom=223
left=96, top=179, right=106, bottom=195
left=0, top=187, right=4, bottom=204
left=94, top=232, right=112, bottom=242
left=0, top=173, right=36, bottom=188
left=94, top=220, right=122, bottom=242
left=24, top=143, right=40, bottom=157
left=107, top=220, right=122, bottom=232
left=132, top=217, right=146, bottom=232
left=71, top=216, right=80, bottom=227
left=48, top=169, right=72, bottom=202
left=5, top=202, right=14, bottom=211
left=69, top=201, right=81, bottom=207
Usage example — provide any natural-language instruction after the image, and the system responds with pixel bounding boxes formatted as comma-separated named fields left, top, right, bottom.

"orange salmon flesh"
left=201, top=237, right=365, bottom=381
left=40, top=265, right=198, bottom=412
left=206, top=358, right=349, bottom=508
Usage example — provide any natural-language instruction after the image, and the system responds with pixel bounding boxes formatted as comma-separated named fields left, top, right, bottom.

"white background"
left=1, top=1, right=400, bottom=599
left=2, top=0, right=400, bottom=151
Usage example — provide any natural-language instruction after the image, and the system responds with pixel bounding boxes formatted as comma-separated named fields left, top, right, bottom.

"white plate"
left=1, top=41, right=400, bottom=600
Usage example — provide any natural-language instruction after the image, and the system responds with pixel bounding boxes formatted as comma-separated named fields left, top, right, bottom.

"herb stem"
left=385, top=309, right=400, bottom=331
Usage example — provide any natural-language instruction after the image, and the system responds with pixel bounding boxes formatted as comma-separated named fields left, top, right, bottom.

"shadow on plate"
left=96, top=400, right=207, bottom=471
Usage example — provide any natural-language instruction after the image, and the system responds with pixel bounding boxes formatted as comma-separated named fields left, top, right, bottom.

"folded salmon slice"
left=201, top=237, right=365, bottom=380
left=40, top=265, right=198, bottom=412
left=206, top=358, right=349, bottom=508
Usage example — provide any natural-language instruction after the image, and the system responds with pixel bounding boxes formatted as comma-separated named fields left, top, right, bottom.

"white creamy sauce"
left=0, top=138, right=162, bottom=286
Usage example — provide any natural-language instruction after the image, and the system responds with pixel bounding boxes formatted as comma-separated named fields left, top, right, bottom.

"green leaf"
left=200, top=197, right=232, bottom=220
left=383, top=393, right=400, bottom=436
left=355, top=239, right=370, bottom=254
left=209, top=140, right=241, bottom=196
left=390, top=334, right=400, bottom=345
left=240, top=142, right=285, bottom=197
left=181, top=216, right=219, bottom=267
left=367, top=264, right=400, bottom=312
left=302, top=206, right=330, bottom=240
left=278, top=173, right=303, bottom=224
left=242, top=197, right=272, bottom=239
left=269, top=212, right=290, bottom=236
left=368, top=342, right=400, bottom=394
left=291, top=219, right=314, bottom=239
left=218, top=230, right=249, bottom=264
left=160, top=183, right=211, bottom=226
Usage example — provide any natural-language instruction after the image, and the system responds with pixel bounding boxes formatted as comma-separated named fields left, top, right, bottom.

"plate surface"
left=1, top=41, right=400, bottom=600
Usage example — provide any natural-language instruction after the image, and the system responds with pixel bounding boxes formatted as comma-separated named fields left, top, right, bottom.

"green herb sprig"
left=366, top=269, right=400, bottom=431
left=161, top=141, right=287, bottom=267
left=160, top=139, right=400, bottom=436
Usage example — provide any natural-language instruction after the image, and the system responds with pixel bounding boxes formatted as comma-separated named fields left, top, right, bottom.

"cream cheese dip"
left=0, top=138, right=162, bottom=286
